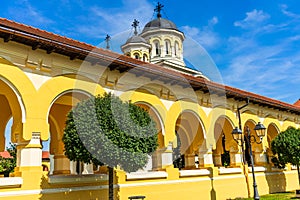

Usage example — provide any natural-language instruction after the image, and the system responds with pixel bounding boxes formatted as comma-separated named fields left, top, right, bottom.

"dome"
left=142, top=18, right=178, bottom=32
left=125, top=35, right=148, bottom=44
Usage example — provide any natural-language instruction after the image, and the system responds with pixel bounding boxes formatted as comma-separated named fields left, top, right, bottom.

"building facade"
left=0, top=5, right=299, bottom=200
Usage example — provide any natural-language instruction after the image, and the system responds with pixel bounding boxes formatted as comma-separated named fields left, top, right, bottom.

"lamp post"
left=232, top=122, right=266, bottom=200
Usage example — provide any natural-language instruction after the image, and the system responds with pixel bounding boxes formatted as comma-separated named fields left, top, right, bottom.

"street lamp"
left=232, top=122, right=266, bottom=200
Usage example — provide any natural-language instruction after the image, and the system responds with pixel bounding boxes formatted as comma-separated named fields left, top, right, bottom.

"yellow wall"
left=0, top=38, right=299, bottom=200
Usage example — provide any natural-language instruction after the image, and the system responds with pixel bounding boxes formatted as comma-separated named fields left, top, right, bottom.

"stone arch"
left=241, top=113, right=260, bottom=128
left=120, top=90, right=168, bottom=170
left=174, top=110, right=206, bottom=169
left=244, top=119, right=266, bottom=166
left=207, top=108, right=237, bottom=147
left=47, top=89, right=93, bottom=175
left=0, top=63, right=37, bottom=141
left=0, top=79, right=23, bottom=151
left=133, top=101, right=165, bottom=171
left=37, top=75, right=105, bottom=140
left=265, top=123, right=280, bottom=165
left=282, top=121, right=296, bottom=132
left=166, top=100, right=208, bottom=145
left=212, top=115, right=237, bottom=167
left=120, top=91, right=167, bottom=126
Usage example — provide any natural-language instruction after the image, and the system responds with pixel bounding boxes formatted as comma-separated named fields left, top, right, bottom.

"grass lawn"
left=240, top=191, right=299, bottom=200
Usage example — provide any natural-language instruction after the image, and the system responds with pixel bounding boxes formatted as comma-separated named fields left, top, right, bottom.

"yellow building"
left=0, top=4, right=299, bottom=200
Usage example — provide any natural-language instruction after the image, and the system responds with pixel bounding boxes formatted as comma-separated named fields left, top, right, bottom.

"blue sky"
left=1, top=0, right=300, bottom=105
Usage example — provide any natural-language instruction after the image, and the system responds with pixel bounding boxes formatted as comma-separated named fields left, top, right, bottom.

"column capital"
left=25, top=132, right=42, bottom=148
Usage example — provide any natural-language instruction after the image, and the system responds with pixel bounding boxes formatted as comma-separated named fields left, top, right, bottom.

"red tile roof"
left=0, top=151, right=12, bottom=159
left=0, top=17, right=299, bottom=114
left=294, top=99, right=300, bottom=107
left=42, top=151, right=50, bottom=159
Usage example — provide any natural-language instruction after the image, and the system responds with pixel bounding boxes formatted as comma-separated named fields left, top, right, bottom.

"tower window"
left=134, top=53, right=139, bottom=60
left=154, top=42, right=160, bottom=56
left=175, top=42, right=179, bottom=57
left=165, top=40, right=170, bottom=55
left=143, top=54, right=148, bottom=62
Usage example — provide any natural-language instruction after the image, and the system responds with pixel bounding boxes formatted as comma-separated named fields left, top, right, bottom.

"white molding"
left=218, top=167, right=242, bottom=175
left=126, top=171, right=167, bottom=180
left=48, top=174, right=108, bottom=184
left=248, top=166, right=267, bottom=172
left=0, top=177, right=23, bottom=187
left=179, top=169, right=210, bottom=177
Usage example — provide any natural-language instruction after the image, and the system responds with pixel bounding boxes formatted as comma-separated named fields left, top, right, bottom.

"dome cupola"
left=121, top=19, right=151, bottom=62
left=140, top=2, right=186, bottom=68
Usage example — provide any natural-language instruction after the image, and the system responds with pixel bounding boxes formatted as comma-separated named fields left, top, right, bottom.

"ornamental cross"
left=132, top=19, right=139, bottom=35
left=105, top=34, right=111, bottom=50
left=154, top=2, right=164, bottom=18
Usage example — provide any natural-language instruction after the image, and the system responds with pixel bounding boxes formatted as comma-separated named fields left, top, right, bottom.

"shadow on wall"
left=265, top=170, right=287, bottom=193
left=38, top=170, right=118, bottom=200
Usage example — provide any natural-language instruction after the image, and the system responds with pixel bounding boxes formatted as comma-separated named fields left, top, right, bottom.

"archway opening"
left=135, top=102, right=164, bottom=171
left=266, top=123, right=280, bottom=165
left=213, top=116, right=236, bottom=167
left=47, top=91, right=91, bottom=175
left=174, top=111, right=205, bottom=170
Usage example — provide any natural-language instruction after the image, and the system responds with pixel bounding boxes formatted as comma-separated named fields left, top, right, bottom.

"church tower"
left=121, top=19, right=151, bottom=62
left=121, top=2, right=206, bottom=78
left=140, top=2, right=186, bottom=68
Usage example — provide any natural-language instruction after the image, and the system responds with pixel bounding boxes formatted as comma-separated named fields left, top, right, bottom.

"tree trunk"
left=108, top=167, right=114, bottom=200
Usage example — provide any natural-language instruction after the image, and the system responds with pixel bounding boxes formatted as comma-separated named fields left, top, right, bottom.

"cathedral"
left=0, top=3, right=299, bottom=200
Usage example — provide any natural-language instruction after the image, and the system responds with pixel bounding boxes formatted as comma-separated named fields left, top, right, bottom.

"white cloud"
left=73, top=0, right=153, bottom=40
left=222, top=33, right=300, bottom=103
left=7, top=0, right=53, bottom=26
left=181, top=16, right=220, bottom=50
left=280, top=4, right=300, bottom=19
left=234, top=9, right=270, bottom=29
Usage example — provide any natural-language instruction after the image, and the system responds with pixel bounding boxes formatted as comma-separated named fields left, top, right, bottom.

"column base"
left=14, top=166, right=43, bottom=189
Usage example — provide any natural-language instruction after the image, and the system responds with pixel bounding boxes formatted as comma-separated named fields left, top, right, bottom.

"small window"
left=143, top=54, right=148, bottom=62
left=175, top=42, right=179, bottom=56
left=134, top=53, right=139, bottom=60
left=154, top=42, right=160, bottom=56
left=165, top=40, right=170, bottom=55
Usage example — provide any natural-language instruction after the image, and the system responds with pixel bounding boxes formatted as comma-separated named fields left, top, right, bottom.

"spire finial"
left=105, top=34, right=111, bottom=50
left=132, top=19, right=139, bottom=35
left=154, top=2, right=164, bottom=18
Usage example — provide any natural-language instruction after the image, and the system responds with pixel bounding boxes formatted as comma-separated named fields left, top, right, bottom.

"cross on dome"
left=154, top=2, right=164, bottom=18
left=132, top=19, right=139, bottom=35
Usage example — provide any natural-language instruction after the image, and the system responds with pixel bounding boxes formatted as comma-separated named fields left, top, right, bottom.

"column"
left=253, top=148, right=268, bottom=166
left=185, top=154, right=196, bottom=169
left=198, top=146, right=214, bottom=168
left=161, top=142, right=173, bottom=168
left=230, top=146, right=243, bottom=167
left=18, top=132, right=42, bottom=168
left=15, top=132, right=43, bottom=189
left=82, top=163, right=94, bottom=174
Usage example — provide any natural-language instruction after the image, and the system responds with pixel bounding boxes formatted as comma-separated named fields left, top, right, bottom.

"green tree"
left=271, top=127, right=300, bottom=185
left=63, top=93, right=158, bottom=199
left=0, top=143, right=17, bottom=177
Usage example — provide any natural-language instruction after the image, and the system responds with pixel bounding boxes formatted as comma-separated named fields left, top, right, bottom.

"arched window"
left=154, top=41, right=160, bottom=56
left=165, top=40, right=171, bottom=55
left=134, top=53, right=139, bottom=60
left=143, top=54, right=148, bottom=62
left=175, top=42, right=179, bottom=57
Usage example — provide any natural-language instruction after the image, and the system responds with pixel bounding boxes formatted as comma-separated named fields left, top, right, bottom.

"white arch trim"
left=0, top=77, right=26, bottom=123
